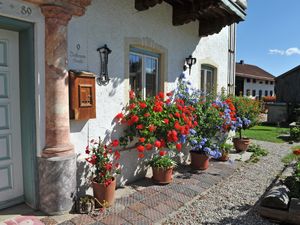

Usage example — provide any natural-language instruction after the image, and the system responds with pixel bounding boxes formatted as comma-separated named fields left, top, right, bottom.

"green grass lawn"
left=243, top=125, right=289, bottom=143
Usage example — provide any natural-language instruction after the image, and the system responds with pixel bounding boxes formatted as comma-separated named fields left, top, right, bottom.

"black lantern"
left=184, top=55, right=197, bottom=75
left=97, top=44, right=112, bottom=86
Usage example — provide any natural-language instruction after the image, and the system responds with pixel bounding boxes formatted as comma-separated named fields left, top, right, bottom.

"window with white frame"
left=129, top=47, right=160, bottom=98
left=201, top=65, right=216, bottom=94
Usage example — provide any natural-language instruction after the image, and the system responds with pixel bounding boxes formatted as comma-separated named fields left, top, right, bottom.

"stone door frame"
left=0, top=16, right=38, bottom=209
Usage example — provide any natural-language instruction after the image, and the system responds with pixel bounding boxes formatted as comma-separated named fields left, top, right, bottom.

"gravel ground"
left=163, top=140, right=294, bottom=225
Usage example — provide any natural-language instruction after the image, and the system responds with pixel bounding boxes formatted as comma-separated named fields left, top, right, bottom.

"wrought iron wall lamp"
left=183, top=55, right=197, bottom=75
left=96, top=44, right=112, bottom=86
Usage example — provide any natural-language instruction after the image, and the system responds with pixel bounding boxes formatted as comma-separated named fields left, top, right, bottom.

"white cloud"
left=269, top=49, right=284, bottom=55
left=269, top=47, right=300, bottom=56
left=285, top=47, right=300, bottom=56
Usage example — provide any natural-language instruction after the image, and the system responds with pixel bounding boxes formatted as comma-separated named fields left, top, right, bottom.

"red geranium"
left=136, top=145, right=145, bottom=152
left=144, top=113, right=151, bottom=117
left=112, top=139, right=119, bottom=147
left=85, top=138, right=121, bottom=186
left=146, top=143, right=153, bottom=150
left=131, top=115, right=139, bottom=123
left=139, top=102, right=147, bottom=109
left=176, top=143, right=182, bottom=151
left=136, top=124, right=144, bottom=130
left=139, top=137, right=145, bottom=143
left=115, top=113, right=124, bottom=120
left=154, top=140, right=161, bottom=148
left=129, top=90, right=135, bottom=99
left=138, top=153, right=145, bottom=158
left=159, top=150, right=167, bottom=156
left=149, top=124, right=156, bottom=132
left=129, top=103, right=136, bottom=110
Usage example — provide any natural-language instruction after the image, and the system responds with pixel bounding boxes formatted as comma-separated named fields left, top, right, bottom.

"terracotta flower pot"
left=92, top=177, right=116, bottom=208
left=233, top=138, right=250, bottom=152
left=218, top=152, right=229, bottom=162
left=190, top=151, right=209, bottom=170
left=152, top=167, right=173, bottom=184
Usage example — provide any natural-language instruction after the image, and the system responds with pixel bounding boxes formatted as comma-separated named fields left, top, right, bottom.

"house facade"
left=0, top=0, right=247, bottom=215
left=235, top=60, right=275, bottom=99
left=275, top=65, right=300, bottom=104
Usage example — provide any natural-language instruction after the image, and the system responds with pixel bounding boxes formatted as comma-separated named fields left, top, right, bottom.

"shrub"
left=247, top=144, right=268, bottom=163
left=291, top=127, right=300, bottom=141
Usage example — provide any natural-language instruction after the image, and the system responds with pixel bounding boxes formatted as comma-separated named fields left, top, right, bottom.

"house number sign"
left=0, top=1, right=33, bottom=17
left=21, top=5, right=32, bottom=16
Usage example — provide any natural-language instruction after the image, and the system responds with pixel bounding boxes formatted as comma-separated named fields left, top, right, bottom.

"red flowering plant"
left=230, top=96, right=261, bottom=139
left=170, top=74, right=223, bottom=158
left=115, top=88, right=196, bottom=163
left=85, top=138, right=121, bottom=187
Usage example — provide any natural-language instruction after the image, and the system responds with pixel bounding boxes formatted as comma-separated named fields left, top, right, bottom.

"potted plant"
left=148, top=150, right=177, bottom=184
left=116, top=89, right=195, bottom=158
left=189, top=137, right=221, bottom=170
left=233, top=117, right=252, bottom=152
left=218, top=142, right=233, bottom=161
left=85, top=138, right=121, bottom=208
left=231, top=97, right=260, bottom=152
left=187, top=97, right=225, bottom=169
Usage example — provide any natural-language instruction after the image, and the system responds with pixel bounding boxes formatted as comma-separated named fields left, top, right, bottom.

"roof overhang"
left=236, top=73, right=275, bottom=81
left=135, top=0, right=247, bottom=37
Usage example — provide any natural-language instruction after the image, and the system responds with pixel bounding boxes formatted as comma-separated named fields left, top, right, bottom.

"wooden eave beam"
left=135, top=0, right=163, bottom=11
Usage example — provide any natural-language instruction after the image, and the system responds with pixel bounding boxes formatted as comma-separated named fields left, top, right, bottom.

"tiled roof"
left=236, top=63, right=275, bottom=81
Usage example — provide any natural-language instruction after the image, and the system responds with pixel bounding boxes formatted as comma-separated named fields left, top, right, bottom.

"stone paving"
left=38, top=160, right=239, bottom=225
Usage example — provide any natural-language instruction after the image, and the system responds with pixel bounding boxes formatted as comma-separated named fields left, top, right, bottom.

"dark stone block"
left=288, top=198, right=300, bottom=225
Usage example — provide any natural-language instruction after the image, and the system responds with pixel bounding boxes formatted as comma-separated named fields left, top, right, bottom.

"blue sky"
left=236, top=0, right=300, bottom=76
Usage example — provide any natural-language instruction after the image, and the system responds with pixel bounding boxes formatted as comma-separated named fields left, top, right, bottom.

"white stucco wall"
left=190, top=27, right=230, bottom=93
left=0, top=0, right=232, bottom=188
left=67, top=0, right=231, bottom=186
left=243, top=79, right=275, bottom=97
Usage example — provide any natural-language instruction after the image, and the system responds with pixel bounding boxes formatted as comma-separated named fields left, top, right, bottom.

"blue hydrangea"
left=180, top=135, right=187, bottom=144
left=189, top=129, right=197, bottom=135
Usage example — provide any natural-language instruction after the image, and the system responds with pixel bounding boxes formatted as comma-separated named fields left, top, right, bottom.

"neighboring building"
left=0, top=0, right=247, bottom=214
left=235, top=60, right=275, bottom=99
left=275, top=65, right=300, bottom=104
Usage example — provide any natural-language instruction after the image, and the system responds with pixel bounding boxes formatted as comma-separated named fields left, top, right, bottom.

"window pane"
left=201, top=69, right=205, bottom=93
left=145, top=57, right=157, bottom=97
left=129, top=54, right=142, bottom=96
left=206, top=70, right=213, bottom=93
